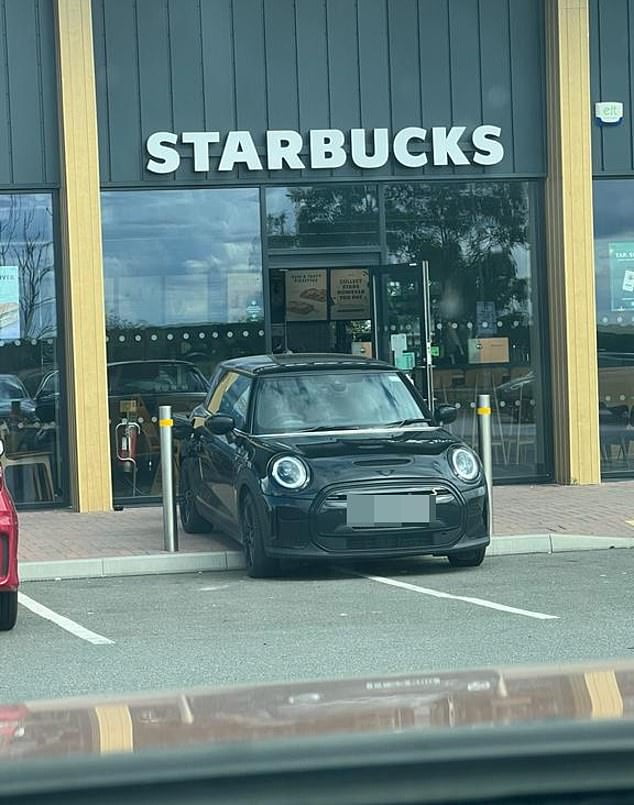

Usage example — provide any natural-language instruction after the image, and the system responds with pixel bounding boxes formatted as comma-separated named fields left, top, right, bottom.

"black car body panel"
left=181, top=355, right=489, bottom=564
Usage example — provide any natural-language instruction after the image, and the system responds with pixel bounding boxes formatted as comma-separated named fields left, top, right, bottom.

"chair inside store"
left=433, top=364, right=537, bottom=478
left=599, top=402, right=632, bottom=465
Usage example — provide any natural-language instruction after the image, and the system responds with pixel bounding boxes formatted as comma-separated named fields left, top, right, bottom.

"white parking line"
left=18, top=593, right=115, bottom=645
left=355, top=573, right=559, bottom=621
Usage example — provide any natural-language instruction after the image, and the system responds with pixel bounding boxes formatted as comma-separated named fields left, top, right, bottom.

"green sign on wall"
left=609, top=242, right=634, bottom=311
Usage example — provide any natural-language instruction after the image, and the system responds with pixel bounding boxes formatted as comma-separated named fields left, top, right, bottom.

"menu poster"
left=330, top=269, right=371, bottom=320
left=609, top=242, right=634, bottom=311
left=285, top=270, right=327, bottom=321
left=0, top=265, right=20, bottom=339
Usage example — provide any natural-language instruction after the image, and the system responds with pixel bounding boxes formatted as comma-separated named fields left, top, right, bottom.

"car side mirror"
left=173, top=419, right=194, bottom=441
left=435, top=404, right=457, bottom=425
left=209, top=415, right=235, bottom=435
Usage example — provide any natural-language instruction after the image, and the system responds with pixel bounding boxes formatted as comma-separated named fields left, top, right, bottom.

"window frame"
left=206, top=369, right=253, bottom=432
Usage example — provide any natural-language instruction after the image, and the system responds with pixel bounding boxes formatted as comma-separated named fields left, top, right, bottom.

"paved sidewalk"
left=17, top=481, right=634, bottom=564
left=493, top=481, right=634, bottom=538
left=18, top=507, right=238, bottom=562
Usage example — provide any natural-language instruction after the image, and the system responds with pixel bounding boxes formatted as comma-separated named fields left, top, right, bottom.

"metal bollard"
left=159, top=404, right=177, bottom=552
left=477, top=394, right=493, bottom=536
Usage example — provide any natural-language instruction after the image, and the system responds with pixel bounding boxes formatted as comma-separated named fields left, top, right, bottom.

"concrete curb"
left=17, top=533, right=634, bottom=581
left=19, top=551, right=247, bottom=582
left=488, top=533, right=634, bottom=556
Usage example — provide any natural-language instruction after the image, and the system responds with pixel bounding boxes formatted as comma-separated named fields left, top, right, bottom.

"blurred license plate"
left=346, top=494, right=434, bottom=527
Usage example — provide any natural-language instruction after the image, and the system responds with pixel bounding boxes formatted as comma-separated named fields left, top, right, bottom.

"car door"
left=196, top=371, right=252, bottom=528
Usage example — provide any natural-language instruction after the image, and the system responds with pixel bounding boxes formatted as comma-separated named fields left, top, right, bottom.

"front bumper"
left=260, top=479, right=489, bottom=561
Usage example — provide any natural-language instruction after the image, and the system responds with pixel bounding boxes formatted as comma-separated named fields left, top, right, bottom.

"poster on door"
left=609, top=242, right=634, bottom=311
left=285, top=270, right=327, bottom=321
left=330, top=269, right=371, bottom=320
left=0, top=265, right=20, bottom=339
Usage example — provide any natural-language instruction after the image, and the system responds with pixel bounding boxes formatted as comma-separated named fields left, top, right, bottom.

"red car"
left=0, top=439, right=18, bottom=630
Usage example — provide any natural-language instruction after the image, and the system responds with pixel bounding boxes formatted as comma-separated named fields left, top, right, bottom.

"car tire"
left=447, top=546, right=487, bottom=568
left=241, top=493, right=279, bottom=579
left=0, top=591, right=18, bottom=631
left=179, top=463, right=212, bottom=534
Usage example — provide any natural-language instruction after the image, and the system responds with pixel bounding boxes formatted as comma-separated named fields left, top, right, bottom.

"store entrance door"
left=269, top=262, right=434, bottom=407
left=372, top=262, right=434, bottom=409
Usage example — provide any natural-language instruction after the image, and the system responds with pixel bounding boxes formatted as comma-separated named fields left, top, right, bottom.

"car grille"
left=312, top=481, right=463, bottom=552
left=317, top=532, right=451, bottom=552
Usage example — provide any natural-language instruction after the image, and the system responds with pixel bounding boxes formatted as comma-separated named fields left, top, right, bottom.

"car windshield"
left=253, top=370, right=430, bottom=434
left=0, top=376, right=27, bottom=400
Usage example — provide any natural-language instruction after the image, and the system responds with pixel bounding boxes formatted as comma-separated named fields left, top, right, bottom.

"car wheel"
left=241, top=493, right=279, bottom=579
left=447, top=546, right=487, bottom=568
left=179, top=463, right=212, bottom=534
left=0, top=591, right=18, bottom=631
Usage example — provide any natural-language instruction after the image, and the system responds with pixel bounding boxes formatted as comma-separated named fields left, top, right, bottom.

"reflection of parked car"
left=178, top=354, right=489, bottom=577
left=108, top=359, right=209, bottom=464
left=34, top=361, right=211, bottom=495
left=0, top=374, right=37, bottom=423
left=35, top=360, right=210, bottom=424
left=495, top=371, right=534, bottom=422
left=0, top=439, right=19, bottom=630
left=32, top=370, right=59, bottom=423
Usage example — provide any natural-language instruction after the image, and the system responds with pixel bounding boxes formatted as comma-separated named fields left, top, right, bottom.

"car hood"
left=1, top=661, right=633, bottom=762
left=255, top=426, right=461, bottom=460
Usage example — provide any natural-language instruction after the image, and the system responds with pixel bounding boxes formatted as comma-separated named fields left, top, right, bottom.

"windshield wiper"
left=301, top=424, right=362, bottom=432
left=384, top=417, right=430, bottom=428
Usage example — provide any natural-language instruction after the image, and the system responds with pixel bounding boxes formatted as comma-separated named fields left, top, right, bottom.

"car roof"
left=107, top=360, right=200, bottom=369
left=220, top=354, right=395, bottom=376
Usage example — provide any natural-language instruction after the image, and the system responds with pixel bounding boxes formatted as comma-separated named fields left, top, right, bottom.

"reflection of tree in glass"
left=0, top=195, right=56, bottom=339
left=105, top=313, right=148, bottom=330
left=385, top=183, right=530, bottom=320
left=267, top=186, right=378, bottom=247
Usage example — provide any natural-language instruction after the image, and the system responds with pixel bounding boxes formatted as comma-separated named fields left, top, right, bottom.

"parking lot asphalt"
left=2, top=550, right=634, bottom=704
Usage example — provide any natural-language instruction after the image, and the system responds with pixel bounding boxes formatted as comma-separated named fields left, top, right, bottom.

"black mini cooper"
left=177, top=355, right=490, bottom=577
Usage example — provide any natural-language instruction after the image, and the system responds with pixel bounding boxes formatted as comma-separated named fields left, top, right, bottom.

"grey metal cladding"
left=0, top=0, right=58, bottom=189
left=93, top=0, right=546, bottom=186
left=590, top=0, right=634, bottom=175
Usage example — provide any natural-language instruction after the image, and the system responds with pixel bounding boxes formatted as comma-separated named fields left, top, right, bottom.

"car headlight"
left=449, top=447, right=480, bottom=482
left=270, top=456, right=310, bottom=490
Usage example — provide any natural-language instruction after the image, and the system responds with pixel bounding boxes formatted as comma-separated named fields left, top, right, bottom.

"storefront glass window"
left=593, top=179, right=634, bottom=477
left=266, top=185, right=379, bottom=249
left=101, top=188, right=264, bottom=502
left=385, top=181, right=549, bottom=481
left=0, top=193, right=66, bottom=505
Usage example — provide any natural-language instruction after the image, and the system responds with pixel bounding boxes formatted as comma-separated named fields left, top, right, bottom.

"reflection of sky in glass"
left=0, top=194, right=56, bottom=339
left=266, top=187, right=294, bottom=228
left=102, top=189, right=263, bottom=327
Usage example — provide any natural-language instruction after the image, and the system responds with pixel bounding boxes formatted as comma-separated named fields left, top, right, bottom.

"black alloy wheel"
left=179, top=463, right=212, bottom=534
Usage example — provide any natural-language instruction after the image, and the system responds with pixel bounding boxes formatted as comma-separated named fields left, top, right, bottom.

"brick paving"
left=493, top=481, right=634, bottom=539
left=17, top=507, right=239, bottom=562
left=17, top=481, right=634, bottom=563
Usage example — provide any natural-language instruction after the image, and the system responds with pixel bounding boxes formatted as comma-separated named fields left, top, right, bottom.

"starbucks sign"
left=145, top=125, right=504, bottom=174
